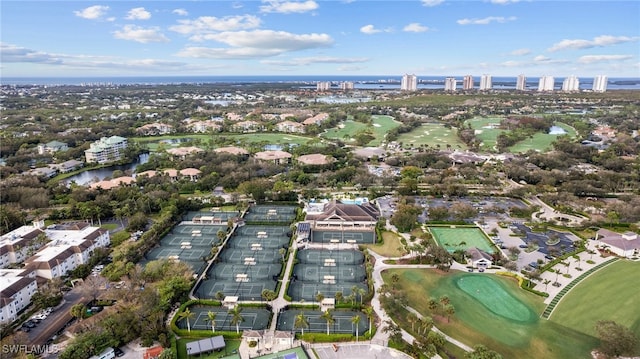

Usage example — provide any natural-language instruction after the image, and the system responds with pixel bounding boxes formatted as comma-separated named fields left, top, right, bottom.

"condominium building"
left=401, top=74, right=418, bottom=91
left=340, top=82, right=354, bottom=90
left=0, top=268, right=37, bottom=324
left=316, top=82, right=331, bottom=91
left=516, top=74, right=527, bottom=91
left=0, top=222, right=46, bottom=268
left=593, top=75, right=608, bottom=92
left=479, top=74, right=492, bottom=91
left=462, top=75, right=474, bottom=90
left=24, top=223, right=110, bottom=279
left=562, top=75, right=580, bottom=92
left=84, top=136, right=128, bottom=164
left=444, top=77, right=457, bottom=91
left=538, top=76, right=555, bottom=92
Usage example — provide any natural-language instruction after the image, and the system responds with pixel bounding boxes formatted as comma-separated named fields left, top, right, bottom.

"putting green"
left=456, top=275, right=536, bottom=323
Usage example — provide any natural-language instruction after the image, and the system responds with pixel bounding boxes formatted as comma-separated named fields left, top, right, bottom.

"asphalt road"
left=28, top=288, right=89, bottom=346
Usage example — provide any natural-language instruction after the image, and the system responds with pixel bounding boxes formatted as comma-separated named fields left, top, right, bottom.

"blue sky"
left=1, top=0, right=639, bottom=78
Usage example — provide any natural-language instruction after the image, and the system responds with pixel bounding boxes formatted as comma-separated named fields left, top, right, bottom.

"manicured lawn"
left=362, top=231, right=407, bottom=257
left=550, top=260, right=640, bottom=342
left=509, top=122, right=577, bottom=153
left=428, top=226, right=496, bottom=254
left=382, top=269, right=597, bottom=359
left=396, top=123, right=467, bottom=150
left=177, top=338, right=241, bottom=359
left=222, top=133, right=312, bottom=146
left=465, top=116, right=505, bottom=151
left=133, top=133, right=313, bottom=152
left=321, top=120, right=368, bottom=143
left=369, top=115, right=402, bottom=146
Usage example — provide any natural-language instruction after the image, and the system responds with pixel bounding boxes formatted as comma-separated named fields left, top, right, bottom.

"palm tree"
left=70, top=303, right=86, bottom=322
left=420, top=317, right=434, bottom=335
left=444, top=304, right=455, bottom=323
left=316, top=292, right=325, bottom=307
left=407, top=312, right=418, bottom=332
left=364, top=306, right=374, bottom=336
left=543, top=279, right=551, bottom=291
left=294, top=311, right=309, bottom=336
left=351, top=285, right=359, bottom=305
left=439, top=295, right=450, bottom=313
left=205, top=311, right=217, bottom=333
left=335, top=291, right=344, bottom=304
left=351, top=315, right=361, bottom=342
left=357, top=288, right=366, bottom=305
left=428, top=297, right=439, bottom=313
left=279, top=248, right=287, bottom=263
left=321, top=310, right=335, bottom=335
left=229, top=306, right=244, bottom=334
left=178, top=308, right=195, bottom=332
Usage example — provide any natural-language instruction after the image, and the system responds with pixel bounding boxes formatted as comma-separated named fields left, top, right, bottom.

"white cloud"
left=533, top=55, right=551, bottom=62
left=360, top=25, right=381, bottom=34
left=113, top=25, right=170, bottom=43
left=170, top=15, right=261, bottom=36
left=403, top=23, right=429, bottom=33
left=125, top=7, right=151, bottom=20
left=548, top=35, right=640, bottom=52
left=578, top=54, right=633, bottom=64
left=172, top=8, right=188, bottom=16
left=500, top=60, right=521, bottom=67
left=490, top=0, right=520, bottom=4
left=260, top=0, right=319, bottom=14
left=261, top=56, right=368, bottom=66
left=1, top=43, right=63, bottom=64
left=510, top=48, right=531, bottom=56
left=176, top=30, right=333, bottom=59
left=74, top=5, right=109, bottom=20
left=421, top=0, right=444, bottom=7
left=457, top=16, right=516, bottom=25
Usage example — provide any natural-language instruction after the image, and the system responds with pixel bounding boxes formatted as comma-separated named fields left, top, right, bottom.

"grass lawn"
left=428, top=226, right=496, bottom=254
left=550, top=260, right=640, bottom=342
left=509, top=122, right=577, bottom=153
left=133, top=133, right=313, bottom=152
left=465, top=116, right=505, bottom=151
left=396, top=123, right=467, bottom=150
left=362, top=231, right=407, bottom=257
left=223, top=133, right=312, bottom=146
left=177, top=338, right=241, bottom=359
left=100, top=223, right=119, bottom=231
left=321, top=120, right=369, bottom=144
left=382, top=269, right=597, bottom=359
left=369, top=115, right=402, bottom=146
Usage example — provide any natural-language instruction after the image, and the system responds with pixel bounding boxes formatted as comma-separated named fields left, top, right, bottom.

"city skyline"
left=1, top=0, right=639, bottom=78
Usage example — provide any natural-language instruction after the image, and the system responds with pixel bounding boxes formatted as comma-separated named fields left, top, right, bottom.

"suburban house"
left=37, top=140, right=68, bottom=155
left=276, top=120, right=305, bottom=134
left=296, top=154, right=335, bottom=167
left=135, top=123, right=174, bottom=136
left=0, top=268, right=38, bottom=324
left=50, top=159, right=84, bottom=173
left=254, top=150, right=292, bottom=165
left=166, top=146, right=204, bottom=160
left=232, top=121, right=262, bottom=133
left=596, top=228, right=640, bottom=257
left=89, top=176, right=136, bottom=190
left=303, top=113, right=330, bottom=126
left=27, top=166, right=58, bottom=178
left=85, top=136, right=128, bottom=164
left=466, top=247, right=493, bottom=269
left=24, top=223, right=110, bottom=279
left=214, top=146, right=249, bottom=157
left=187, top=120, right=222, bottom=133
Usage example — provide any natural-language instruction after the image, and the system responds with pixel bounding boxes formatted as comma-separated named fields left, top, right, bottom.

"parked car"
left=114, top=347, right=125, bottom=357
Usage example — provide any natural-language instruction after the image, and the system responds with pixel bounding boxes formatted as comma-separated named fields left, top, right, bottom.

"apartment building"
left=538, top=76, right=555, bottom=92
left=462, top=75, right=474, bottom=90
left=401, top=74, right=418, bottom=91
left=444, top=77, right=457, bottom=92
left=593, top=75, right=608, bottom=92
left=479, top=74, right=492, bottom=91
left=516, top=74, right=527, bottom=91
left=0, top=222, right=46, bottom=269
left=0, top=268, right=37, bottom=324
left=562, top=75, right=580, bottom=92
left=84, top=136, right=128, bottom=164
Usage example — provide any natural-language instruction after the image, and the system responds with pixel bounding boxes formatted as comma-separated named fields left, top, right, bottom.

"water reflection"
left=64, top=153, right=149, bottom=186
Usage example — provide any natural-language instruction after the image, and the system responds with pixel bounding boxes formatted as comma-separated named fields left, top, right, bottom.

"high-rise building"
left=538, top=76, right=555, bottom=92
left=593, top=75, right=608, bottom=92
left=562, top=75, right=580, bottom=92
left=340, top=82, right=354, bottom=90
left=316, top=81, right=331, bottom=91
left=516, top=74, right=527, bottom=91
left=462, top=75, right=474, bottom=90
left=479, top=74, right=492, bottom=90
left=401, top=74, right=418, bottom=91
left=444, top=77, right=457, bottom=91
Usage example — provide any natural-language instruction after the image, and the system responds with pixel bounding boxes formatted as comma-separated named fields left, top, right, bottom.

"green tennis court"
left=277, top=309, right=368, bottom=335
left=244, top=205, right=297, bottom=223
left=456, top=275, right=536, bottom=323
left=428, top=226, right=496, bottom=254
left=208, top=263, right=282, bottom=280
left=227, top=235, right=290, bottom=249
left=287, top=281, right=368, bottom=302
left=292, top=265, right=366, bottom=282
left=196, top=279, right=278, bottom=300
left=297, top=248, right=364, bottom=265
left=177, top=305, right=271, bottom=331
left=310, top=230, right=375, bottom=244
left=220, top=249, right=282, bottom=263
left=146, top=246, right=210, bottom=261
left=160, top=234, right=220, bottom=247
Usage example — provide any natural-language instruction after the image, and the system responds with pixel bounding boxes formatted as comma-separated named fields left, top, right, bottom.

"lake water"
left=64, top=153, right=149, bottom=186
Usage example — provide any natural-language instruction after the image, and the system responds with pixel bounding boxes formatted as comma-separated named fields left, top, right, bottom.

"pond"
left=63, top=153, right=149, bottom=186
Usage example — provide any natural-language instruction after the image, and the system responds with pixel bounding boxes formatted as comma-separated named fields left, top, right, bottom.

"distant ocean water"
left=2, top=75, right=639, bottom=90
